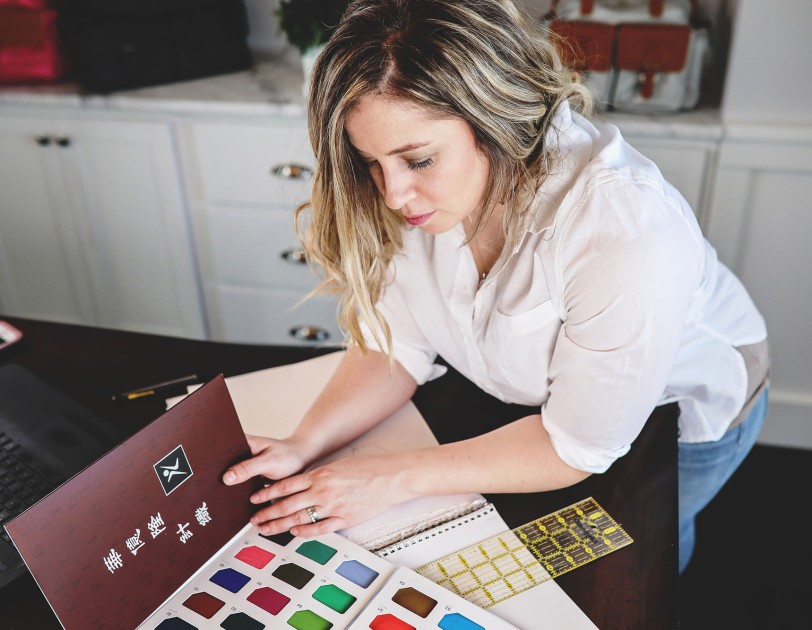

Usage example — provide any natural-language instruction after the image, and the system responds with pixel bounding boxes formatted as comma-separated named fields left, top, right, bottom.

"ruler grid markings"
left=417, top=497, right=633, bottom=609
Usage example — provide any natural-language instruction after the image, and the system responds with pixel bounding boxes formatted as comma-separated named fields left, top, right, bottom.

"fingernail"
left=223, top=470, right=237, bottom=484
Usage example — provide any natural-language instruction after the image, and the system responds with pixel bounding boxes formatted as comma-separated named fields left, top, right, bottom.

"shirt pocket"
left=487, top=299, right=560, bottom=405
left=492, top=299, right=560, bottom=336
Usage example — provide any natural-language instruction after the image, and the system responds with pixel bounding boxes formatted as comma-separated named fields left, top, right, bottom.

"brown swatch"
left=392, top=587, right=437, bottom=618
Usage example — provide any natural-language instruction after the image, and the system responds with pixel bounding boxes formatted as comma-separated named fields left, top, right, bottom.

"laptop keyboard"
left=0, top=432, right=56, bottom=566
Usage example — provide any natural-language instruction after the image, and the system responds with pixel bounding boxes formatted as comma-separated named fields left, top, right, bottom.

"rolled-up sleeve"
left=541, top=178, right=703, bottom=472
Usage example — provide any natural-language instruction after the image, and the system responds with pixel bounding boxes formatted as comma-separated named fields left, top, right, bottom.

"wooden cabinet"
left=180, top=116, right=341, bottom=346
left=0, top=110, right=206, bottom=339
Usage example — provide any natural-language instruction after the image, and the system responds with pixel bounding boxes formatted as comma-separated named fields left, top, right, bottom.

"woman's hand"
left=226, top=451, right=417, bottom=538
left=222, top=434, right=312, bottom=493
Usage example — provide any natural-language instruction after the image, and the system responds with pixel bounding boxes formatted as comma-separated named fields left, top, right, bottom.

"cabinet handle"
left=271, top=163, right=313, bottom=180
left=280, top=248, right=308, bottom=265
left=289, top=325, right=330, bottom=343
left=55, top=136, right=71, bottom=148
left=35, top=135, right=52, bottom=146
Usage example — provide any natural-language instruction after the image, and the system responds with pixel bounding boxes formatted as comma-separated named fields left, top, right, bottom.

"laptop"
left=0, top=363, right=124, bottom=588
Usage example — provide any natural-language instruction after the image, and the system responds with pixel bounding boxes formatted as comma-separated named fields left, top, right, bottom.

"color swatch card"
left=346, top=566, right=518, bottom=630
left=140, top=528, right=397, bottom=630
left=140, top=528, right=518, bottom=630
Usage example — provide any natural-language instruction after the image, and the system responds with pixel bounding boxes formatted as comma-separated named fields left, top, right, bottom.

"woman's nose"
left=381, top=169, right=416, bottom=210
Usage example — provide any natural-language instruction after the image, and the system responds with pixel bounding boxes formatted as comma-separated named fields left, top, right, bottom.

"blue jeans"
left=677, top=388, right=768, bottom=573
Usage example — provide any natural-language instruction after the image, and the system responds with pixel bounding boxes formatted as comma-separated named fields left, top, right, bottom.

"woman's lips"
left=404, top=212, right=434, bottom=226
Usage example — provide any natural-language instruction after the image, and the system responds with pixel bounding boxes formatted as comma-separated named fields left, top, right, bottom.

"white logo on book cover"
left=154, top=445, right=193, bottom=495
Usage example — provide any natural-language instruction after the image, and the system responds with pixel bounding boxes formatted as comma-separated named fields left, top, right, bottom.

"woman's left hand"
left=246, top=454, right=416, bottom=538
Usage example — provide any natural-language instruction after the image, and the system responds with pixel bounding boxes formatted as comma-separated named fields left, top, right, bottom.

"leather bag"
left=545, top=0, right=710, bottom=113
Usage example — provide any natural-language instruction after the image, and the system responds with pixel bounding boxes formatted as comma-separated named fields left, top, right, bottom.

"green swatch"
left=312, top=584, right=356, bottom=613
left=296, top=540, right=337, bottom=565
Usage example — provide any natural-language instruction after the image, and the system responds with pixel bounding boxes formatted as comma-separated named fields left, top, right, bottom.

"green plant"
left=275, top=0, right=348, bottom=53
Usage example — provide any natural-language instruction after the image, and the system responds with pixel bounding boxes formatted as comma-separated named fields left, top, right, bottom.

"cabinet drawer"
left=206, top=285, right=341, bottom=346
left=192, top=121, right=314, bottom=206
left=200, top=206, right=318, bottom=289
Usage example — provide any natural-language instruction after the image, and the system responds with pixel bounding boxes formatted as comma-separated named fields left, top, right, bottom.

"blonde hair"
left=296, top=0, right=592, bottom=355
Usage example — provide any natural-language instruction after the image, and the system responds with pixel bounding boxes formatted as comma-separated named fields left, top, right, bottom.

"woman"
left=223, top=0, right=769, bottom=574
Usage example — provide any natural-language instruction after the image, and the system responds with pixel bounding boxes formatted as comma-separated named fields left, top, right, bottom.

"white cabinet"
left=706, top=125, right=812, bottom=449
left=181, top=116, right=340, bottom=346
left=0, top=110, right=206, bottom=338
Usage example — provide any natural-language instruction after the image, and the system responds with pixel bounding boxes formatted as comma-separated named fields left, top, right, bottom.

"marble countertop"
left=0, top=52, right=308, bottom=117
left=0, top=51, right=723, bottom=138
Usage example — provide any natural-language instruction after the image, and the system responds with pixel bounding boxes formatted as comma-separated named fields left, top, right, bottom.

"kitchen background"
left=0, top=0, right=810, bottom=449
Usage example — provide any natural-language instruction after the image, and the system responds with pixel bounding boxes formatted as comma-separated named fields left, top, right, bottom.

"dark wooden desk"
left=0, top=316, right=678, bottom=629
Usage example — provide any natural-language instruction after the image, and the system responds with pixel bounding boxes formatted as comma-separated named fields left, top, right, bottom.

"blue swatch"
left=335, top=560, right=379, bottom=588
left=209, top=567, right=251, bottom=593
left=438, top=613, right=484, bottom=630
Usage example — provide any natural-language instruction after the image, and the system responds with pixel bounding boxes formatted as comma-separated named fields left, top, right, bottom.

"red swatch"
left=235, top=545, right=275, bottom=569
left=247, top=586, right=290, bottom=615
left=369, top=613, right=415, bottom=630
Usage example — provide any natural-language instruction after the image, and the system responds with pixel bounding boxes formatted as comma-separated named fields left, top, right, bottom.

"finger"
left=290, top=516, right=348, bottom=538
left=253, top=506, right=320, bottom=537
left=249, top=493, right=318, bottom=524
left=223, top=453, right=273, bottom=486
left=250, top=474, right=311, bottom=504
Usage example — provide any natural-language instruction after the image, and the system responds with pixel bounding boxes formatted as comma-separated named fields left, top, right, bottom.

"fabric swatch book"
left=6, top=353, right=598, bottom=629
left=165, top=352, right=598, bottom=630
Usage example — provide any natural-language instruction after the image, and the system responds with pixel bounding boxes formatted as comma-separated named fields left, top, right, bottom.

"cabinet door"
left=64, top=118, right=205, bottom=338
left=0, top=112, right=206, bottom=338
left=706, top=129, right=812, bottom=448
left=0, top=116, right=97, bottom=323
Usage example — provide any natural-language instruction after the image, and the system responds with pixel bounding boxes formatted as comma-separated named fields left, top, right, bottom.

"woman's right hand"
left=223, top=434, right=313, bottom=487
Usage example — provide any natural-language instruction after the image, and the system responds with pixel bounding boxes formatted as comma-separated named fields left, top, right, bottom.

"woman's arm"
left=240, top=412, right=589, bottom=538
left=222, top=345, right=417, bottom=500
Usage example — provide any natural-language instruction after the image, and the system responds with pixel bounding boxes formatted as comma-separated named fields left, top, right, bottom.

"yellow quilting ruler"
left=415, top=497, right=633, bottom=608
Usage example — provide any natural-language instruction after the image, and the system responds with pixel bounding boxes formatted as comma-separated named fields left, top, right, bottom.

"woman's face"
left=345, top=94, right=491, bottom=235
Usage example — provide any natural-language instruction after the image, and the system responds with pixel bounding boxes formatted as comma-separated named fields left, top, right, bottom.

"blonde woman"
left=224, top=0, right=769, bottom=574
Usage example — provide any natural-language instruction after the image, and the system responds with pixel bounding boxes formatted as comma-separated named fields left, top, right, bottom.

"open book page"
left=166, top=351, right=484, bottom=549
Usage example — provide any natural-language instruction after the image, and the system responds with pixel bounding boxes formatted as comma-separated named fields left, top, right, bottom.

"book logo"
left=154, top=445, right=193, bottom=495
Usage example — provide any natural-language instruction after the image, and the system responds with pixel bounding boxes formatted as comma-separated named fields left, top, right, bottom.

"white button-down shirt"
left=361, top=102, right=767, bottom=473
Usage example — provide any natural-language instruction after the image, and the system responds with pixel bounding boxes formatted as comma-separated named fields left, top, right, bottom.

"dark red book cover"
left=6, top=376, right=257, bottom=629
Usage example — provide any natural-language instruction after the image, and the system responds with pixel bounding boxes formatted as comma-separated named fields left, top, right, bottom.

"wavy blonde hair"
left=296, top=0, right=592, bottom=355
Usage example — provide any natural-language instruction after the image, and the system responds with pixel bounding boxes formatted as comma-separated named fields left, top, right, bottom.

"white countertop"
left=0, top=50, right=723, bottom=138
left=0, top=51, right=307, bottom=118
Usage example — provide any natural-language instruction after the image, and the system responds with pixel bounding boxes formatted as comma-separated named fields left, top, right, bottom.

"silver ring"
left=306, top=506, right=320, bottom=524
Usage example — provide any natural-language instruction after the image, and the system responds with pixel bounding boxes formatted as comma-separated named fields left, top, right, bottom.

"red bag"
left=0, top=5, right=67, bottom=83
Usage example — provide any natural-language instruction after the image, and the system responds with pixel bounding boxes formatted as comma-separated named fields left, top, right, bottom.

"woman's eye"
left=408, top=157, right=433, bottom=171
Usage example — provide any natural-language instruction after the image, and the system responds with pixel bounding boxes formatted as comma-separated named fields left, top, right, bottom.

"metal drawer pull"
left=289, top=325, right=330, bottom=343
left=281, top=248, right=308, bottom=264
left=55, top=136, right=71, bottom=148
left=271, top=163, right=314, bottom=180
left=35, top=135, right=52, bottom=146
